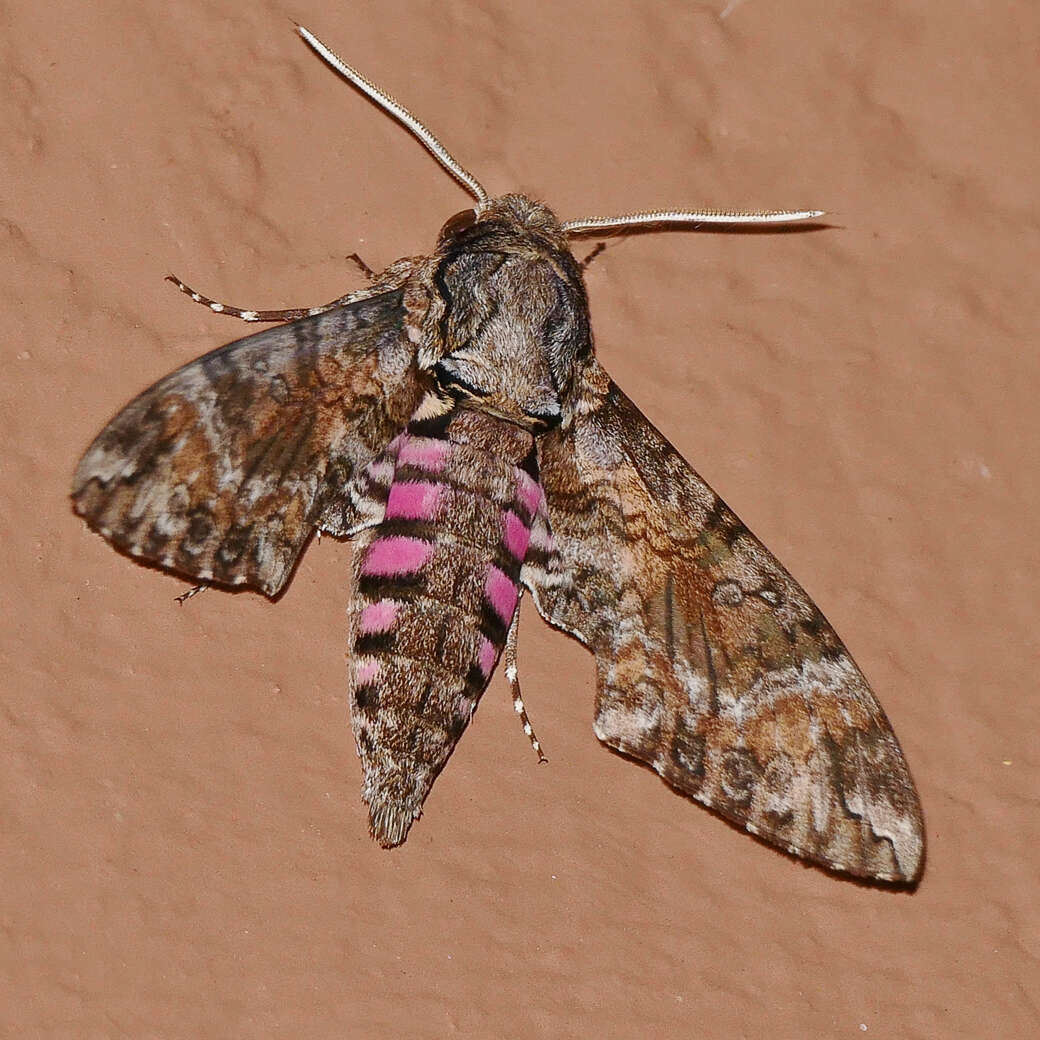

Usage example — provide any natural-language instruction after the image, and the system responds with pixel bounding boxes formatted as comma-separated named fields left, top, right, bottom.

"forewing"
left=525, top=361, right=924, bottom=882
left=73, top=288, right=424, bottom=596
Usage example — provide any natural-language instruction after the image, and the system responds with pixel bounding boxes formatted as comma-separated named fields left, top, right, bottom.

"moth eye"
left=433, top=361, right=489, bottom=398
left=438, top=208, right=477, bottom=242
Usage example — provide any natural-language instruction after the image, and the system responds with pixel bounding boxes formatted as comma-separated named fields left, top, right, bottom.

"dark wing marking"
left=524, top=360, right=924, bottom=882
left=72, top=288, right=424, bottom=596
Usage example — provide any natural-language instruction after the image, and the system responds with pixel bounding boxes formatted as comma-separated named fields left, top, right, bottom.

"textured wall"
left=3, top=1, right=1037, bottom=1036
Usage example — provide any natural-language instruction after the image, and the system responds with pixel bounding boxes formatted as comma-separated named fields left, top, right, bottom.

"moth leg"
left=175, top=583, right=207, bottom=604
left=579, top=242, right=607, bottom=271
left=346, top=252, right=376, bottom=280
left=165, top=274, right=352, bottom=323
left=505, top=598, right=547, bottom=764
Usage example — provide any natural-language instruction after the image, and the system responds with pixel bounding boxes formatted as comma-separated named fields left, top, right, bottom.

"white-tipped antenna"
left=563, top=207, right=824, bottom=234
left=297, top=25, right=489, bottom=205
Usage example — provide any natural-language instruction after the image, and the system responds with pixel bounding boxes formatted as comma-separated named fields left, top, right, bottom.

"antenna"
left=297, top=26, right=822, bottom=231
left=562, top=208, right=824, bottom=234
left=297, top=25, right=489, bottom=206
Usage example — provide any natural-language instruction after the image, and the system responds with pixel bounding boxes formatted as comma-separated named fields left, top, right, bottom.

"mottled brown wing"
left=72, top=288, right=424, bottom=596
left=525, top=360, right=924, bottom=882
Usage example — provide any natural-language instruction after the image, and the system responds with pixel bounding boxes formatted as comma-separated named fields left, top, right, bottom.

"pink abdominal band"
left=484, top=565, right=519, bottom=626
left=385, top=480, right=443, bottom=522
left=359, top=600, right=399, bottom=635
left=360, top=536, right=434, bottom=577
left=355, top=658, right=380, bottom=686
left=397, top=435, right=450, bottom=473
left=478, top=636, right=498, bottom=678
left=501, top=509, right=531, bottom=561
left=515, top=468, right=543, bottom=519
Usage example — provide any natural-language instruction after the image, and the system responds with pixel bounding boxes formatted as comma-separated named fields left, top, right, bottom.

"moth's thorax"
left=348, top=407, right=547, bottom=847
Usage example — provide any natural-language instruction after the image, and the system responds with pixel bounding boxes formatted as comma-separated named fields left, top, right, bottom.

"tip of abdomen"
left=368, top=798, right=420, bottom=848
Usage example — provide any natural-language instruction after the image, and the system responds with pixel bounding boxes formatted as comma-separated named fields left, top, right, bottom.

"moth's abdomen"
left=348, top=411, right=542, bottom=847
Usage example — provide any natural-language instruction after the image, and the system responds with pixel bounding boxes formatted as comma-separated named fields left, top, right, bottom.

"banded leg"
left=166, top=273, right=356, bottom=324
left=505, top=598, right=547, bottom=764
left=346, top=252, right=376, bottom=280
left=175, top=583, right=207, bottom=604
left=579, top=242, right=607, bottom=270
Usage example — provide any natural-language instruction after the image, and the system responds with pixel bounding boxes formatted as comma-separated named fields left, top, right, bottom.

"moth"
left=73, top=26, right=925, bottom=882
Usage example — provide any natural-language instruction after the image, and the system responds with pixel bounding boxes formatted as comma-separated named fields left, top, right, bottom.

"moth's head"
left=437, top=195, right=570, bottom=256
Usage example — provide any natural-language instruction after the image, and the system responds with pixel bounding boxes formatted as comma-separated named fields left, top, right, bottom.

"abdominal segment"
left=348, top=409, right=543, bottom=846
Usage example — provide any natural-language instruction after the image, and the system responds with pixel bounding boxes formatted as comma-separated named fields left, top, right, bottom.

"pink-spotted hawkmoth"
left=72, top=26, right=924, bottom=882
